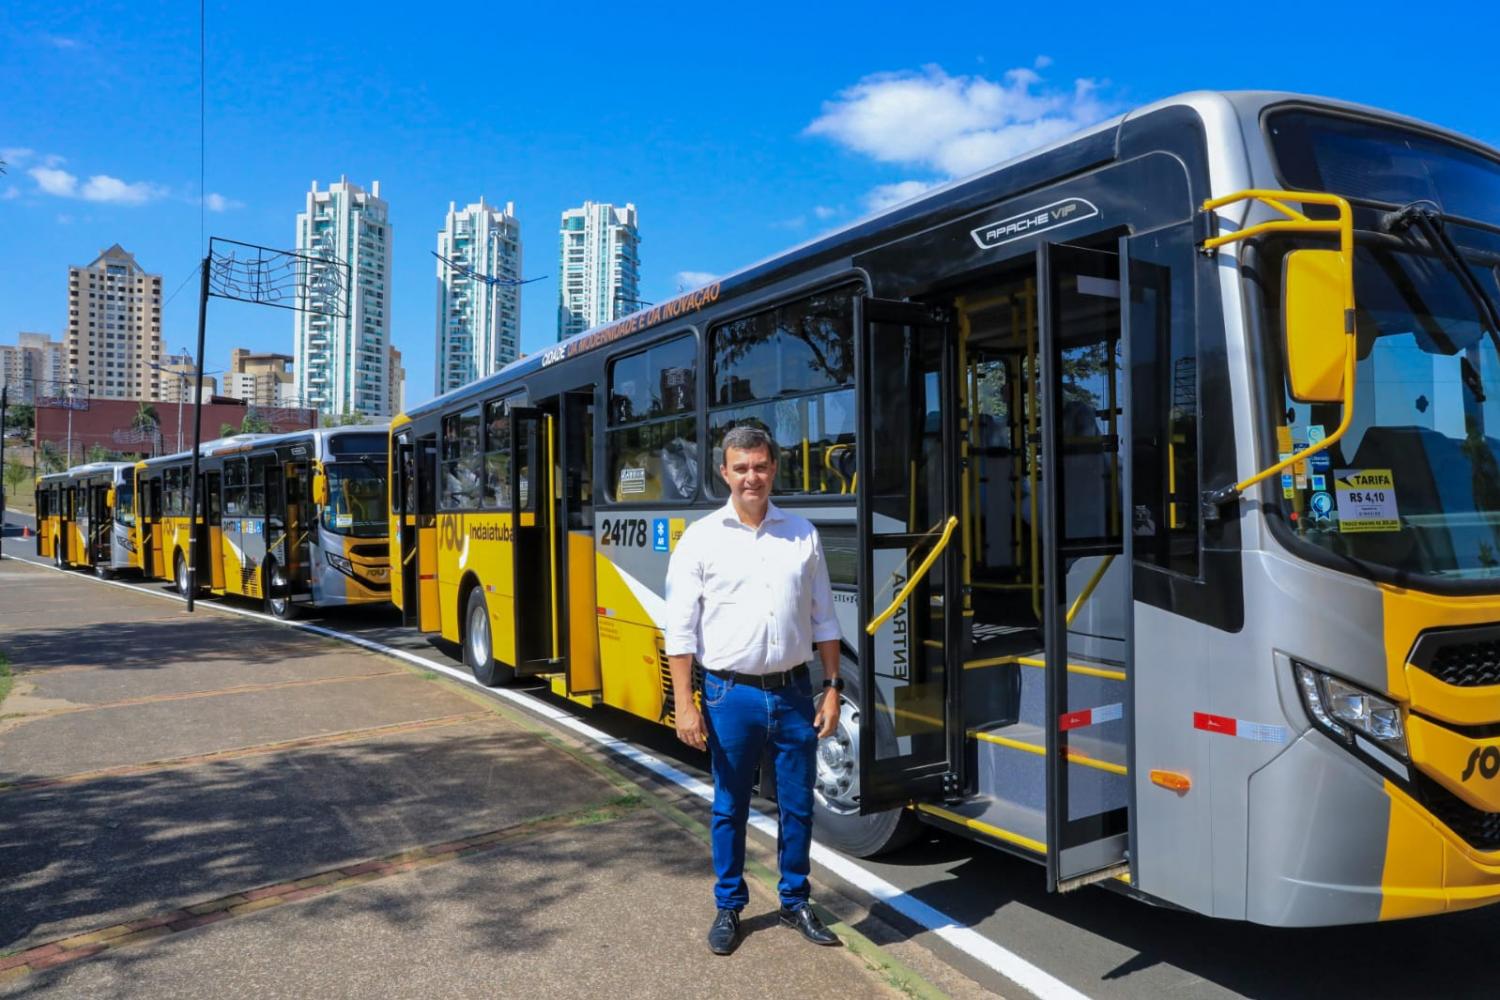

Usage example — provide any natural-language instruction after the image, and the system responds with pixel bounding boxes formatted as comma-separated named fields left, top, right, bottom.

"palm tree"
left=131, top=403, right=160, bottom=433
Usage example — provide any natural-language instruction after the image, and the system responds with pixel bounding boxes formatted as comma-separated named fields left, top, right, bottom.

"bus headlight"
left=1294, top=661, right=1407, bottom=759
left=326, top=551, right=354, bottom=576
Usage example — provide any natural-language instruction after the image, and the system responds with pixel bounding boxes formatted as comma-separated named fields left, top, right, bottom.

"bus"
left=394, top=90, right=1500, bottom=926
left=136, top=427, right=391, bottom=617
left=34, top=462, right=138, bottom=577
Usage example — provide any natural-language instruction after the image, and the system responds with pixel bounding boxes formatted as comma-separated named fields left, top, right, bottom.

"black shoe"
left=778, top=905, right=840, bottom=946
left=708, top=908, right=741, bottom=955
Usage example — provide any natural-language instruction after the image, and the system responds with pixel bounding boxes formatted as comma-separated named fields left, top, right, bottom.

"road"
left=4, top=510, right=1498, bottom=1000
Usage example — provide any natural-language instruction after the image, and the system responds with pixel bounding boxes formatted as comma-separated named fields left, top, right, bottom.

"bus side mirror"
left=312, top=473, right=329, bottom=506
left=1283, top=249, right=1348, bottom=403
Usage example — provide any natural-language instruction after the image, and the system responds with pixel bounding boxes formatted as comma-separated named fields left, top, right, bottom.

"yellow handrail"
left=865, top=515, right=959, bottom=635
left=1200, top=189, right=1357, bottom=503
left=1065, top=553, right=1114, bottom=627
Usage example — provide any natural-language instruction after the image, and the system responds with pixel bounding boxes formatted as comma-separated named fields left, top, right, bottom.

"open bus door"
left=89, top=481, right=110, bottom=567
left=1037, top=241, right=1133, bottom=891
left=510, top=407, right=560, bottom=674
left=415, top=434, right=440, bottom=632
left=392, top=430, right=418, bottom=626
left=559, top=388, right=602, bottom=696
left=855, top=296, right=966, bottom=812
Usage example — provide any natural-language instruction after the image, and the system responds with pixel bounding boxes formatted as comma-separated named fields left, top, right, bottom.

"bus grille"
left=350, top=543, right=388, bottom=559
left=1424, top=638, right=1500, bottom=688
left=1415, top=773, right=1500, bottom=851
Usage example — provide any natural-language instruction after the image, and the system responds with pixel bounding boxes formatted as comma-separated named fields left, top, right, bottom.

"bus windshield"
left=115, top=478, right=135, bottom=526
left=322, top=461, right=388, bottom=538
left=1265, top=231, right=1500, bottom=583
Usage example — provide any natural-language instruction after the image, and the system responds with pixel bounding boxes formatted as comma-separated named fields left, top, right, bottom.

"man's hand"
left=675, top=701, right=708, bottom=751
left=813, top=687, right=841, bottom=739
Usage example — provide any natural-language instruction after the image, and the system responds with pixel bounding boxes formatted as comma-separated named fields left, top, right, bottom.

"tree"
left=240, top=410, right=273, bottom=434
left=219, top=422, right=237, bottom=438
left=4, top=458, right=28, bottom=497
left=85, top=443, right=111, bottom=464
left=4, top=403, right=33, bottom=433
left=36, top=440, right=65, bottom=474
left=131, top=403, right=160, bottom=433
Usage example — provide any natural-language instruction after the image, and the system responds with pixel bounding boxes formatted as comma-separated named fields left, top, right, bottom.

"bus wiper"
left=1384, top=203, right=1500, bottom=354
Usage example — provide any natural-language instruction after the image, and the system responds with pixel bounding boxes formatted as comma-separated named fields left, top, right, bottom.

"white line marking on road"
left=1, top=544, right=1094, bottom=1000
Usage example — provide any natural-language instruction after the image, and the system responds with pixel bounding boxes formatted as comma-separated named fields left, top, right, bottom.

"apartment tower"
left=435, top=198, right=522, bottom=394
left=557, top=202, right=640, bottom=341
left=65, top=245, right=163, bottom=400
left=293, top=178, right=391, bottom=418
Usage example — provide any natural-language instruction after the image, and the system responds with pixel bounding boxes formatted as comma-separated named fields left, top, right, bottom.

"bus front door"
left=510, top=407, right=560, bottom=674
left=559, top=388, right=601, bottom=696
left=854, top=297, right=965, bottom=812
left=1037, top=241, right=1132, bottom=890
left=416, top=435, right=440, bottom=633
left=392, top=432, right=418, bottom=626
left=90, top=483, right=110, bottom=566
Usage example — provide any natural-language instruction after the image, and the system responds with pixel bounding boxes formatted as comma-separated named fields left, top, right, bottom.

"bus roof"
left=400, top=89, right=1492, bottom=422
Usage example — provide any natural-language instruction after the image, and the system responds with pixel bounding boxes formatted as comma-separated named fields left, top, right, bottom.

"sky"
left=3, top=1, right=1499, bottom=411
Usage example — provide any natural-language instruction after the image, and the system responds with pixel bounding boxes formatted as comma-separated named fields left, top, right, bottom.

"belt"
left=705, top=664, right=808, bottom=690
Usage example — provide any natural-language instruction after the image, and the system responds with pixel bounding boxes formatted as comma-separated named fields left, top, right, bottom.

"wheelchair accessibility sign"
left=653, top=519, right=669, bottom=552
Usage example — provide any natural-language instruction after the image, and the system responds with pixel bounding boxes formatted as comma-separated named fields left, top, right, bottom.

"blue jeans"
left=701, top=669, right=817, bottom=913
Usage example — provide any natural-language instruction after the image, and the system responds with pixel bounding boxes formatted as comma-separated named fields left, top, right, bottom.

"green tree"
left=36, top=440, right=65, bottom=474
left=220, top=422, right=237, bottom=438
left=240, top=410, right=273, bottom=434
left=4, top=403, right=34, bottom=433
left=4, top=458, right=28, bottom=497
left=85, top=443, right=111, bottom=464
left=131, top=402, right=160, bottom=433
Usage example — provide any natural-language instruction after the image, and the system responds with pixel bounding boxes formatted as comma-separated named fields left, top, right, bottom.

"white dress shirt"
left=664, top=500, right=841, bottom=675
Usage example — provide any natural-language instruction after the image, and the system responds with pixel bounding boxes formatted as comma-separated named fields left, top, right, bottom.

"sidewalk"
left=0, top=559, right=928, bottom=997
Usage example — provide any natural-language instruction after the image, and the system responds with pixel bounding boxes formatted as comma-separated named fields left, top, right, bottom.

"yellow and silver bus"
left=35, top=462, right=138, bottom=577
left=137, top=427, right=391, bottom=616
left=400, top=89, right=1500, bottom=925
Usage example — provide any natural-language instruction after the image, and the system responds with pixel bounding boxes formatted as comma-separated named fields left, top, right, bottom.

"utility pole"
left=185, top=259, right=209, bottom=612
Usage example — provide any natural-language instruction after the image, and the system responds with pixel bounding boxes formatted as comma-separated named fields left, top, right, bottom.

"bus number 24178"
left=599, top=518, right=648, bottom=548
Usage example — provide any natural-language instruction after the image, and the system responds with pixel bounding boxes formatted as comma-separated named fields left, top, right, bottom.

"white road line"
left=1, top=544, right=1093, bottom=1000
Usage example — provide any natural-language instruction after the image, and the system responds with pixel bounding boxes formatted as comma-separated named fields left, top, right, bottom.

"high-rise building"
left=158, top=349, right=218, bottom=403
left=435, top=198, right=522, bottom=394
left=0, top=332, right=65, bottom=403
left=225, top=349, right=294, bottom=407
left=557, top=202, right=640, bottom=341
left=66, top=245, right=163, bottom=400
left=388, top=344, right=406, bottom=417
left=293, top=178, right=392, bottom=418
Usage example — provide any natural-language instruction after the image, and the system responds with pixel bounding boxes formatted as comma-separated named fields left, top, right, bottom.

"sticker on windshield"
left=1335, top=469, right=1400, bottom=532
left=335, top=513, right=353, bottom=528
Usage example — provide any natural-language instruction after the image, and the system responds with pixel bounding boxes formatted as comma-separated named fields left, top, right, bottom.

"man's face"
left=720, top=445, right=775, bottom=507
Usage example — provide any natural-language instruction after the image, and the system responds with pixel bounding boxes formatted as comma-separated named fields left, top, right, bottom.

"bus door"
left=265, top=462, right=287, bottom=586
left=855, top=297, right=965, bottom=811
left=1037, top=241, right=1132, bottom=890
left=146, top=477, right=165, bottom=577
left=392, top=431, right=417, bottom=625
left=204, top=471, right=226, bottom=590
left=283, top=460, right=311, bottom=597
left=89, top=481, right=110, bottom=566
left=559, top=388, right=601, bottom=695
left=416, top=434, right=440, bottom=632
left=61, top=486, right=76, bottom=564
left=510, top=407, right=561, bottom=674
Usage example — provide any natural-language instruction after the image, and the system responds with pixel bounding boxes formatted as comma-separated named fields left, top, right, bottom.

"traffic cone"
left=22, top=524, right=33, bottom=538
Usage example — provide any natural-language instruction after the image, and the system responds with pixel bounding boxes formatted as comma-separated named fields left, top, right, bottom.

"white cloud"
left=812, top=205, right=838, bottom=220
left=80, top=174, right=165, bottom=204
left=675, top=270, right=720, bottom=291
left=204, top=192, right=244, bottom=212
left=807, top=64, right=1112, bottom=180
left=41, top=34, right=81, bottom=50
left=2, top=186, right=20, bottom=200
left=2, top=147, right=35, bottom=165
left=30, top=166, right=78, bottom=196
left=865, top=180, right=938, bottom=213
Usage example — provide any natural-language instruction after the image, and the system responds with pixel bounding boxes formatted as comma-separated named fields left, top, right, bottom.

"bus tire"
left=175, top=551, right=194, bottom=598
left=95, top=560, right=114, bottom=580
left=811, top=690, right=922, bottom=858
left=263, top=558, right=296, bottom=620
left=464, top=588, right=514, bottom=687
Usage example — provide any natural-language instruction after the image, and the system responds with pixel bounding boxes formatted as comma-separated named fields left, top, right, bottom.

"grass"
left=0, top=652, right=11, bottom=710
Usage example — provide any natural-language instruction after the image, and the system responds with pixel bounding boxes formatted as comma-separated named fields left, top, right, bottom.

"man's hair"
left=720, top=425, right=778, bottom=466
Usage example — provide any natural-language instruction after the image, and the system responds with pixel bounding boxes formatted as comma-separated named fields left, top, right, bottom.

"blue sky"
left=3, top=1, right=1499, bottom=410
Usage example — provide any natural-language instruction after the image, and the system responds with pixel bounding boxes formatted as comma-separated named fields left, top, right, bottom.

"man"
left=665, top=425, right=844, bottom=956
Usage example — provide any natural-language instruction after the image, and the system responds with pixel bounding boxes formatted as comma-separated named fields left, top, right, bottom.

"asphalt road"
left=4, top=510, right=1498, bottom=1000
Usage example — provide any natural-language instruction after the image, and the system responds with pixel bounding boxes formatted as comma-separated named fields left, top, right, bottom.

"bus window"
left=224, top=460, right=247, bottom=517
left=483, top=397, right=514, bottom=509
left=246, top=462, right=266, bottom=517
left=323, top=460, right=388, bottom=537
left=440, top=407, right=482, bottom=510
left=606, top=334, right=697, bottom=502
left=163, top=468, right=181, bottom=516
left=708, top=289, right=856, bottom=495
left=115, top=477, right=135, bottom=526
left=1128, top=225, right=1200, bottom=577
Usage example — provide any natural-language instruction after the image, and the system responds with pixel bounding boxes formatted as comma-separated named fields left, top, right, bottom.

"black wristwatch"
left=822, top=677, right=845, bottom=692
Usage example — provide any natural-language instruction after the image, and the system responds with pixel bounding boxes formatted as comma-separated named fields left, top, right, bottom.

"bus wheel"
left=175, top=552, right=194, bottom=598
left=812, top=691, right=922, bottom=858
left=464, top=588, right=515, bottom=686
left=95, top=560, right=114, bottom=580
left=264, top=559, right=296, bottom=620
